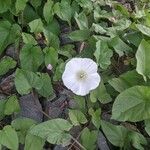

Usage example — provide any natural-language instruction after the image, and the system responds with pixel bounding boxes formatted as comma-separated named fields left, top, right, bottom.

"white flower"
left=47, top=64, right=53, bottom=70
left=62, top=58, right=101, bottom=96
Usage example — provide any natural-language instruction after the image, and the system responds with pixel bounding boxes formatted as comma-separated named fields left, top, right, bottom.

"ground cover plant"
left=1, top=0, right=150, bottom=149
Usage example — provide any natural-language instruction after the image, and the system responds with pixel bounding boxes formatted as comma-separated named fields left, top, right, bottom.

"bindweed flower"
left=62, top=58, right=101, bottom=96
left=47, top=64, right=53, bottom=70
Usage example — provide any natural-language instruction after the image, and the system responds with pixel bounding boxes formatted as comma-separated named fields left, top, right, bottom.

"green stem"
left=85, top=95, right=89, bottom=117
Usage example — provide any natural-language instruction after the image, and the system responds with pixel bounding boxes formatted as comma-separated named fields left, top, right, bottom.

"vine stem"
left=85, top=95, right=89, bottom=117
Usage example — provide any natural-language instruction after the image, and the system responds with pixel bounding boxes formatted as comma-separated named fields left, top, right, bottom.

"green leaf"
left=94, top=40, right=113, bottom=69
left=43, top=0, right=54, bottom=23
left=30, top=0, right=41, bottom=8
left=22, top=32, right=37, bottom=45
left=29, top=19, right=43, bottom=33
left=109, top=36, right=132, bottom=56
left=0, top=125, right=19, bottom=150
left=0, top=21, right=21, bottom=55
left=0, top=56, right=16, bottom=76
left=136, top=40, right=150, bottom=81
left=108, top=70, right=146, bottom=93
left=4, top=96, right=20, bottom=115
left=75, top=0, right=93, bottom=11
left=90, top=81, right=112, bottom=104
left=145, top=119, right=150, bottom=136
left=88, top=108, right=101, bottom=129
left=101, top=120, right=147, bottom=149
left=16, top=0, right=28, bottom=13
left=44, top=47, right=58, bottom=68
left=123, top=31, right=143, bottom=47
left=68, top=30, right=91, bottom=41
left=12, top=118, right=37, bottom=131
left=30, top=118, right=73, bottom=146
left=0, top=0, right=11, bottom=13
left=11, top=118, right=37, bottom=144
left=54, top=0, right=72, bottom=24
left=59, top=44, right=76, bottom=58
left=53, top=61, right=65, bottom=81
left=69, top=109, right=87, bottom=126
left=15, top=69, right=42, bottom=95
left=92, top=23, right=107, bottom=34
left=23, top=4, right=39, bottom=23
left=37, top=73, right=54, bottom=98
left=75, top=12, right=88, bottom=30
left=25, top=134, right=45, bottom=150
left=44, top=19, right=60, bottom=36
left=136, top=24, right=150, bottom=37
left=81, top=128, right=98, bottom=150
left=112, top=86, right=150, bottom=122
left=20, top=44, right=44, bottom=72
left=43, top=29, right=60, bottom=49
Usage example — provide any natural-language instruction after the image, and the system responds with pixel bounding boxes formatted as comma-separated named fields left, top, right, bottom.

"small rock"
left=18, top=93, right=43, bottom=122
left=53, top=145, right=68, bottom=150
left=0, top=94, right=6, bottom=100
left=0, top=73, right=15, bottom=94
left=70, top=126, right=81, bottom=138
left=5, top=45, right=18, bottom=60
left=101, top=113, right=119, bottom=125
left=44, top=95, right=68, bottom=120
left=97, top=131, right=110, bottom=150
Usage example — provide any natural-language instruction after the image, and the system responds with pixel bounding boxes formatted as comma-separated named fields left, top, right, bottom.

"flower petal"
left=80, top=58, right=98, bottom=74
left=85, top=73, right=101, bottom=91
left=65, top=58, right=82, bottom=73
left=62, top=75, right=80, bottom=94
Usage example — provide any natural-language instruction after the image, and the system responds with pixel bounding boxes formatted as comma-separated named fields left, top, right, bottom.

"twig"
left=79, top=42, right=85, bottom=53
left=68, top=133, right=81, bottom=150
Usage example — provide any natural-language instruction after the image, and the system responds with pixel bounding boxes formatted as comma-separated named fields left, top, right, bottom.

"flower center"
left=76, top=70, right=87, bottom=81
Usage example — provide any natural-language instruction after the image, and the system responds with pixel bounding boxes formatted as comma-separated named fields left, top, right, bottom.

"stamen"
left=76, top=70, right=87, bottom=81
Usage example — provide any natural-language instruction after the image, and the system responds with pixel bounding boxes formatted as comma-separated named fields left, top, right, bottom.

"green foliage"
left=43, top=0, right=54, bottom=23
left=69, top=30, right=91, bottom=41
left=69, top=109, right=87, bottom=126
left=20, top=44, right=44, bottom=72
left=11, top=118, right=37, bottom=144
left=44, top=47, right=58, bottom=68
left=0, top=21, right=20, bottom=55
left=29, top=19, right=43, bottom=33
left=0, top=96, right=20, bottom=120
left=0, top=56, right=16, bottom=76
left=0, top=0, right=12, bottom=13
left=54, top=0, right=72, bottom=25
left=4, top=96, right=20, bottom=115
left=24, top=134, right=45, bottom=150
left=94, top=40, right=113, bottom=69
left=15, top=0, right=28, bottom=13
left=101, top=121, right=147, bottom=149
left=30, top=119, right=73, bottom=146
left=90, top=81, right=112, bottom=104
left=36, top=73, right=54, bottom=98
left=88, top=108, right=101, bottom=129
left=15, top=69, right=42, bottom=95
left=112, top=86, right=150, bottom=122
left=1, top=0, right=150, bottom=149
left=22, top=32, right=37, bottom=45
left=0, top=125, right=19, bottom=150
left=136, top=40, right=150, bottom=81
left=109, top=70, right=146, bottom=93
left=81, top=127, right=98, bottom=150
